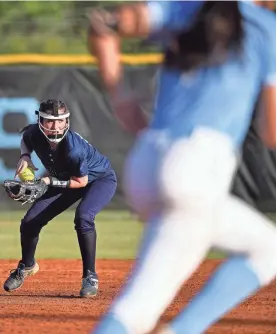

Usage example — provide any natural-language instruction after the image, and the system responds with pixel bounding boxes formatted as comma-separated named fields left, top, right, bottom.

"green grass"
left=0, top=210, right=143, bottom=260
left=0, top=211, right=275, bottom=260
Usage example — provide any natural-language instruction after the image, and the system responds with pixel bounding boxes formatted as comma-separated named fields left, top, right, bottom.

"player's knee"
left=248, top=222, right=276, bottom=285
left=20, top=218, right=46, bottom=237
left=74, top=213, right=95, bottom=234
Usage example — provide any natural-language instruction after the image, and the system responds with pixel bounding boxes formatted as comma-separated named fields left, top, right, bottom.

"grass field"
left=0, top=210, right=142, bottom=259
left=0, top=210, right=275, bottom=260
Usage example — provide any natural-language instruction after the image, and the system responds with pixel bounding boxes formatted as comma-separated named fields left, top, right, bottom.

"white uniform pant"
left=112, top=128, right=276, bottom=334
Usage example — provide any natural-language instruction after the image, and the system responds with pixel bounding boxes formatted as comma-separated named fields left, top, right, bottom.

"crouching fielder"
left=88, top=1, right=276, bottom=333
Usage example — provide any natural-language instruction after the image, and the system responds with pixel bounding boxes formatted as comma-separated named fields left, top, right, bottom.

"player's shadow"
left=219, top=318, right=276, bottom=326
left=35, top=294, right=84, bottom=299
left=0, top=293, right=89, bottom=299
left=161, top=315, right=275, bottom=327
left=0, top=312, right=101, bottom=321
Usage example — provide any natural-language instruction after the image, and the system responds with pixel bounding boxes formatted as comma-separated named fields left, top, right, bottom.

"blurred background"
left=0, top=0, right=275, bottom=261
left=0, top=1, right=160, bottom=54
left=0, top=1, right=275, bottom=214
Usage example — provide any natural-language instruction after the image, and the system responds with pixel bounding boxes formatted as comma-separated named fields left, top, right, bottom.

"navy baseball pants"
left=20, top=172, right=117, bottom=277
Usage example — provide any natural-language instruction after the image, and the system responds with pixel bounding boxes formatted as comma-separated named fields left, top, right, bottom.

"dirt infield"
left=0, top=259, right=275, bottom=334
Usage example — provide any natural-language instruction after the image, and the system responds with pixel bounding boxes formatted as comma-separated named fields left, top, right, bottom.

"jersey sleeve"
left=241, top=1, right=276, bottom=87
left=68, top=151, right=88, bottom=178
left=22, top=125, right=34, bottom=152
left=146, top=1, right=204, bottom=33
left=261, top=21, right=276, bottom=86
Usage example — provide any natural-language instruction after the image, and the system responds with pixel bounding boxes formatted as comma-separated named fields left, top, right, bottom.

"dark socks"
left=77, top=230, right=97, bottom=278
left=20, top=233, right=39, bottom=268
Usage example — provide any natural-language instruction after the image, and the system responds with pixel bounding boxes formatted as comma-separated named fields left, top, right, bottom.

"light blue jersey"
left=147, top=1, right=276, bottom=148
left=92, top=4, right=276, bottom=334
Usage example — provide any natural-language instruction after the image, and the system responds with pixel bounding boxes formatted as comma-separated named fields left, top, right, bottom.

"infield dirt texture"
left=0, top=259, right=275, bottom=334
left=0, top=211, right=275, bottom=333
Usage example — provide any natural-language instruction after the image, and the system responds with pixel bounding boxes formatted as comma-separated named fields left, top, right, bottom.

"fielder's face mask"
left=36, top=108, right=70, bottom=144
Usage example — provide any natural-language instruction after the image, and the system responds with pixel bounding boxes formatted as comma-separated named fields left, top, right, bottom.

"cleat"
left=80, top=270, right=98, bottom=298
left=3, top=261, right=39, bottom=292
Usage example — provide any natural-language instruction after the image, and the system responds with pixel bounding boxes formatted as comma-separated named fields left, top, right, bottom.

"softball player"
left=88, top=1, right=276, bottom=333
left=3, top=99, right=117, bottom=298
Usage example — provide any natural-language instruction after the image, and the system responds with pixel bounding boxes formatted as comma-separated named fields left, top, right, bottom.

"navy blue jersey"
left=22, top=124, right=114, bottom=183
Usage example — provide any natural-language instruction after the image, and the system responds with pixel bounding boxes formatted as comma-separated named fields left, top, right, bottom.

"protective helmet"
left=36, top=99, right=70, bottom=144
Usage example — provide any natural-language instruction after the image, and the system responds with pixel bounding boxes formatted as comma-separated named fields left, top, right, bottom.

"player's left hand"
left=3, top=179, right=48, bottom=205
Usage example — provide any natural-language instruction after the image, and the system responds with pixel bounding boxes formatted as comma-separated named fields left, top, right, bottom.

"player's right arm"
left=87, top=2, right=203, bottom=134
left=87, top=1, right=203, bottom=90
left=15, top=127, right=38, bottom=178
left=87, top=3, right=150, bottom=90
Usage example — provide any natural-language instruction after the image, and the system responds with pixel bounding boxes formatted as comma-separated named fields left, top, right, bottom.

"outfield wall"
left=0, top=65, right=275, bottom=212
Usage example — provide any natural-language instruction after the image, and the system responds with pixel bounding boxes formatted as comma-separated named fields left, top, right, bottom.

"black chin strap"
left=47, top=133, right=64, bottom=140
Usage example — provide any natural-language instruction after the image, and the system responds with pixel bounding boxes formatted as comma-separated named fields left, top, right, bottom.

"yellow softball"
left=19, top=167, right=35, bottom=182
